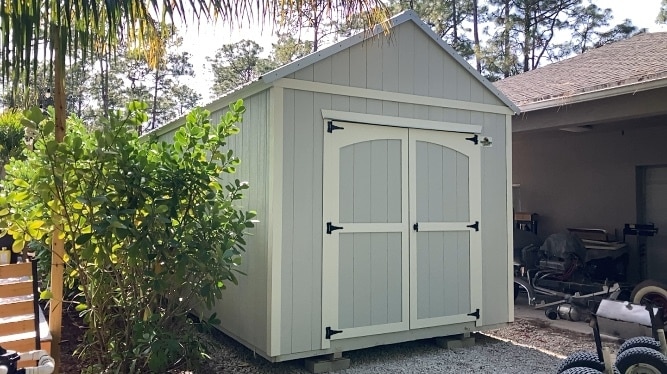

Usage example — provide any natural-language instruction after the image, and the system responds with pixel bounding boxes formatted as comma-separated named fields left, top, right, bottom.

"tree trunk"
left=452, top=0, right=458, bottom=43
left=49, top=26, right=67, bottom=374
left=523, top=1, right=532, bottom=72
left=503, top=0, right=511, bottom=77
left=472, top=0, right=481, bottom=72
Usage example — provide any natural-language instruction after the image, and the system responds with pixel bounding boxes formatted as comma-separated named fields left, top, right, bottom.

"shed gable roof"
left=493, top=32, right=667, bottom=109
left=259, top=10, right=518, bottom=112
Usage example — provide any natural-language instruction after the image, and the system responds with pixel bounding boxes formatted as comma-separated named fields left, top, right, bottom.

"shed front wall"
left=158, top=91, right=272, bottom=354
left=279, top=25, right=511, bottom=354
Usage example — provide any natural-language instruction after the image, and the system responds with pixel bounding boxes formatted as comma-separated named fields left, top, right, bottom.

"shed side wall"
left=277, top=17, right=511, bottom=356
left=157, top=91, right=271, bottom=353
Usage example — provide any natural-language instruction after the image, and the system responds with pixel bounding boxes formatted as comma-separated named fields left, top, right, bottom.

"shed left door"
left=321, top=121, right=410, bottom=348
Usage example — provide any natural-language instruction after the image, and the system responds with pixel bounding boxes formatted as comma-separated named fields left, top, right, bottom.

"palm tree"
left=0, top=1, right=388, bottom=371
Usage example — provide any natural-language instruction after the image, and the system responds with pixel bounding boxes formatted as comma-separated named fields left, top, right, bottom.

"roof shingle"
left=493, top=32, right=667, bottom=107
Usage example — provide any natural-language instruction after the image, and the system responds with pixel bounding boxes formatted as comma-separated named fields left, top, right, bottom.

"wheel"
left=618, top=336, right=662, bottom=354
left=615, top=346, right=667, bottom=374
left=560, top=367, right=604, bottom=374
left=558, top=351, right=605, bottom=373
left=631, top=280, right=667, bottom=320
left=514, top=283, right=520, bottom=300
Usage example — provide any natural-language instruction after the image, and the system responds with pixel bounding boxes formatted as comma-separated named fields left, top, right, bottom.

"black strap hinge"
left=467, top=221, right=479, bottom=231
left=326, top=222, right=344, bottom=234
left=327, top=121, right=344, bottom=133
left=465, top=134, right=478, bottom=144
left=413, top=223, right=419, bottom=232
left=325, top=326, right=343, bottom=339
left=467, top=309, right=480, bottom=319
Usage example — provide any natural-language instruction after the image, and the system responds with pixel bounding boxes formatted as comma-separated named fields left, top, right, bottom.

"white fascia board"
left=145, top=80, right=270, bottom=138
left=518, top=77, right=667, bottom=113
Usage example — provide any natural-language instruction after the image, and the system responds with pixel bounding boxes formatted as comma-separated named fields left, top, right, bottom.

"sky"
left=179, top=0, right=667, bottom=102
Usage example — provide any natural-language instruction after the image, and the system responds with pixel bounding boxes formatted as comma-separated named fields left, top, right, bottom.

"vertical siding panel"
left=353, top=233, right=372, bottom=327
left=416, top=233, right=430, bottom=319
left=458, top=232, right=471, bottom=315
left=416, top=141, right=428, bottom=221
left=428, top=39, right=445, bottom=121
left=294, top=64, right=314, bottom=82
left=443, top=232, right=459, bottom=316
left=339, top=146, right=354, bottom=223
left=366, top=38, right=383, bottom=115
left=397, top=22, right=415, bottom=94
left=370, top=234, right=389, bottom=325
left=291, top=90, right=315, bottom=352
left=370, top=141, right=389, bottom=222
left=349, top=42, right=367, bottom=113
left=331, top=50, right=351, bottom=111
left=387, top=140, right=402, bottom=223
left=387, top=232, right=402, bottom=323
left=427, top=143, right=444, bottom=222
left=353, top=142, right=371, bottom=222
left=280, top=89, right=295, bottom=354
left=443, top=53, right=458, bottom=100
left=339, top=234, right=354, bottom=328
left=429, top=232, right=445, bottom=318
left=398, top=103, right=414, bottom=119
left=313, top=56, right=333, bottom=84
left=442, top=148, right=457, bottom=222
left=456, top=65, right=471, bottom=101
left=457, top=153, right=470, bottom=222
left=412, top=34, right=429, bottom=98
left=311, top=93, right=328, bottom=349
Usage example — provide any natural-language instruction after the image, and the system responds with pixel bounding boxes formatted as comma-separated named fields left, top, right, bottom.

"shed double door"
left=322, top=121, right=482, bottom=348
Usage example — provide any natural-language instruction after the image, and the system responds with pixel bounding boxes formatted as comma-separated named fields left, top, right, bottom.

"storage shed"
left=152, top=10, right=519, bottom=363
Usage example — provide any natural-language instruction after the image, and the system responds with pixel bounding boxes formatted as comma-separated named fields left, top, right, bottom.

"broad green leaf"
left=40, top=290, right=53, bottom=300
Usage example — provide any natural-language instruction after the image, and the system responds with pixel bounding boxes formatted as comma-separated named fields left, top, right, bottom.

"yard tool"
left=0, top=346, right=54, bottom=374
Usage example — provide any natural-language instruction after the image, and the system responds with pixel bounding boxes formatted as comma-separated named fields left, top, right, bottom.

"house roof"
left=493, top=32, right=667, bottom=110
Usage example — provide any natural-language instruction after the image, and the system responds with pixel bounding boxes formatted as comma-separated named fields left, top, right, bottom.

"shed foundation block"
left=435, top=333, right=476, bottom=349
left=305, top=352, right=350, bottom=373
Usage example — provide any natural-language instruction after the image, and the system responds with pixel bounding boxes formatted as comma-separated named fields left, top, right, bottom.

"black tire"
left=615, top=346, right=667, bottom=374
left=558, top=351, right=605, bottom=373
left=618, top=336, right=662, bottom=354
left=560, top=367, right=604, bottom=374
left=514, top=283, right=521, bottom=300
left=630, top=280, right=667, bottom=320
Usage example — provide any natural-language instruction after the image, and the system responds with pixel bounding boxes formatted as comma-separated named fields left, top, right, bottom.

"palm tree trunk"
left=49, top=25, right=67, bottom=374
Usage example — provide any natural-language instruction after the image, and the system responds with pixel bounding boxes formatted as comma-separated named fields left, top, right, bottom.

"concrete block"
left=435, top=335, right=476, bottom=349
left=305, top=356, right=351, bottom=373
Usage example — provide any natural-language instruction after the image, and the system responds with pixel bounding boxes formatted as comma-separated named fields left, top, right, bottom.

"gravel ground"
left=186, top=316, right=612, bottom=374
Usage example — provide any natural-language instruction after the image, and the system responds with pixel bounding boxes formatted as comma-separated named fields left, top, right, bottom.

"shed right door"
left=409, top=129, right=482, bottom=329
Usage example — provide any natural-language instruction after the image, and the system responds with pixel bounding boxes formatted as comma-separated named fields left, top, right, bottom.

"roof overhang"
left=517, top=76, right=667, bottom=113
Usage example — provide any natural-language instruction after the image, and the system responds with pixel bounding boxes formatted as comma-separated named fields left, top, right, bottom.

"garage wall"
left=513, top=124, right=667, bottom=241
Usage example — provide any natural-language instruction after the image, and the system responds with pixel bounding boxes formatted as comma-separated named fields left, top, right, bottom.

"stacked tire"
left=615, top=337, right=667, bottom=374
left=556, top=337, right=667, bottom=374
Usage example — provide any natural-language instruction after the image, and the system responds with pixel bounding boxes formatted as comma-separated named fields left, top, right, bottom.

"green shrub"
left=0, top=101, right=254, bottom=372
left=0, top=109, right=26, bottom=179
